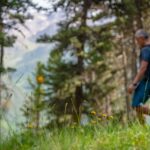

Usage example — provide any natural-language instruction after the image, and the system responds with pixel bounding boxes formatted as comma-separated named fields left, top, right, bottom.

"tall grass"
left=1, top=120, right=150, bottom=150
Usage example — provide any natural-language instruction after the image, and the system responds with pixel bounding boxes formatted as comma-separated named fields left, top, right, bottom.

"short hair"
left=135, top=29, right=149, bottom=39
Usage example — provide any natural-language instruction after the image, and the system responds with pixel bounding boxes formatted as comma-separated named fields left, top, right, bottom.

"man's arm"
left=128, top=60, right=148, bottom=94
left=132, top=60, right=149, bottom=84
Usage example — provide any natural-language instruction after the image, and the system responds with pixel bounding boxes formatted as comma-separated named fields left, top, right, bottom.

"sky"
left=32, top=0, right=50, bottom=8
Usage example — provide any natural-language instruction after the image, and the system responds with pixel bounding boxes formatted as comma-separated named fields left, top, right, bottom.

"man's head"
left=135, top=29, right=149, bottom=47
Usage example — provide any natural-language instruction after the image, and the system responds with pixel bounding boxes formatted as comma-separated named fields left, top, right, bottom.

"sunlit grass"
left=1, top=120, right=150, bottom=150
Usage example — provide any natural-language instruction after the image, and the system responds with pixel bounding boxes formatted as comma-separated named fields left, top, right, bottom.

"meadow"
left=1, top=120, right=150, bottom=150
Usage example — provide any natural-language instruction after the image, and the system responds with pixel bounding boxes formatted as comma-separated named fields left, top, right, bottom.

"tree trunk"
left=35, top=90, right=41, bottom=130
left=0, top=43, right=4, bottom=70
left=134, top=0, right=143, bottom=29
left=123, top=45, right=130, bottom=121
left=73, top=0, right=90, bottom=123
left=36, top=111, right=40, bottom=129
left=0, top=6, right=4, bottom=70
left=0, top=7, right=3, bottom=107
left=131, top=0, right=143, bottom=79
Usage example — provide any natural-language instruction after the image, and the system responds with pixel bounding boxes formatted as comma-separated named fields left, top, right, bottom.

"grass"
left=1, top=120, right=150, bottom=150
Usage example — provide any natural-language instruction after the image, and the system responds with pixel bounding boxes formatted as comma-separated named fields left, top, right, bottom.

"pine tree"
left=34, top=0, right=150, bottom=125
left=21, top=62, right=45, bottom=129
left=0, top=0, right=37, bottom=73
left=37, top=0, right=116, bottom=125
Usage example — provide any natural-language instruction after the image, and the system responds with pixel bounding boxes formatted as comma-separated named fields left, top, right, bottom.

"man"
left=128, top=29, right=150, bottom=124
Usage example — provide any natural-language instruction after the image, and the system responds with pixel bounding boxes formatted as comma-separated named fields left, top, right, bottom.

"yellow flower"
left=36, top=75, right=44, bottom=84
left=102, top=114, right=107, bottom=117
left=109, top=115, right=113, bottom=119
left=91, top=111, right=96, bottom=115
left=91, top=120, right=97, bottom=124
left=27, top=123, right=34, bottom=129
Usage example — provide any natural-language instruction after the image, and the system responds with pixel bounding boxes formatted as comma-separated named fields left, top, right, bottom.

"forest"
left=0, top=0, right=150, bottom=149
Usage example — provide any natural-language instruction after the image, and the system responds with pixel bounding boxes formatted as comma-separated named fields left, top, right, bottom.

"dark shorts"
left=132, top=79, right=150, bottom=107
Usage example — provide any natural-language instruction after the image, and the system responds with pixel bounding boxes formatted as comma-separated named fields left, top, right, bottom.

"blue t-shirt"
left=140, top=45, right=150, bottom=79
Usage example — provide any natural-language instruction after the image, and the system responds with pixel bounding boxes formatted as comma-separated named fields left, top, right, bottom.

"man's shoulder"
left=142, top=45, right=150, bottom=53
left=141, top=45, right=150, bottom=62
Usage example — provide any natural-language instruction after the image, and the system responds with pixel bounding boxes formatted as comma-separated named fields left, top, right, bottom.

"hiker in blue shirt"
left=128, top=29, right=150, bottom=124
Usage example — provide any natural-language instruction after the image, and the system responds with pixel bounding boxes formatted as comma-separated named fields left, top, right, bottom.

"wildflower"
left=109, top=115, right=113, bottom=119
left=91, top=120, right=97, bottom=124
left=102, top=114, right=107, bottom=117
left=27, top=123, right=34, bottom=129
left=36, top=75, right=44, bottom=84
left=91, top=111, right=96, bottom=115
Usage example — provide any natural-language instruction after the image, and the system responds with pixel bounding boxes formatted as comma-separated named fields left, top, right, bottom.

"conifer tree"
left=21, top=62, right=45, bottom=129
left=37, top=0, right=116, bottom=124
left=0, top=0, right=37, bottom=73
